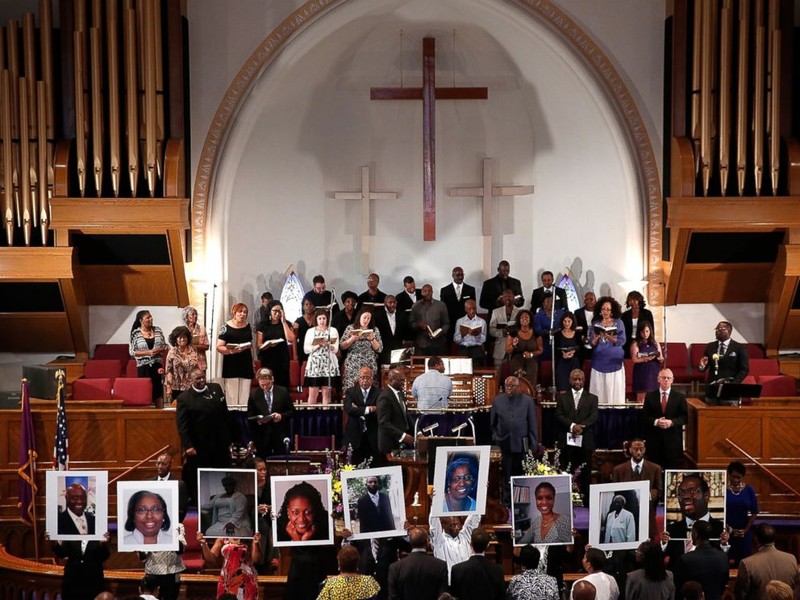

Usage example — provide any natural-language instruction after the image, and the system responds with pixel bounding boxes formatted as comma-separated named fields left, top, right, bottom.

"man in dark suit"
left=450, top=528, right=505, bottom=600
left=247, top=367, right=295, bottom=458
left=479, top=260, right=524, bottom=311
left=675, top=521, right=730, bottom=600
left=357, top=475, right=395, bottom=533
left=388, top=527, right=448, bottom=600
left=395, top=276, right=422, bottom=340
left=554, top=369, right=598, bottom=500
left=377, top=369, right=414, bottom=464
left=661, top=473, right=727, bottom=567
left=176, top=369, right=232, bottom=502
left=440, top=266, right=477, bottom=341
left=530, top=270, right=568, bottom=314
left=697, top=320, right=749, bottom=405
left=375, top=295, right=406, bottom=365
left=348, top=534, right=410, bottom=600
left=343, top=367, right=381, bottom=465
left=358, top=272, right=388, bottom=307
left=490, top=375, right=538, bottom=504
left=152, top=452, right=188, bottom=521
left=641, top=368, right=687, bottom=470
left=612, top=438, right=663, bottom=535
left=574, top=291, right=597, bottom=360
left=57, top=482, right=96, bottom=535
left=735, top=524, right=798, bottom=599
left=52, top=536, right=111, bottom=600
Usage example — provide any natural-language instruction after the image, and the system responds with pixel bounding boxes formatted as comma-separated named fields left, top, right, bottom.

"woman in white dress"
left=303, top=309, right=340, bottom=405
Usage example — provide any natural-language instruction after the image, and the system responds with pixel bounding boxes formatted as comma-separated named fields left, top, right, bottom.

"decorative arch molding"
left=191, top=0, right=663, bottom=301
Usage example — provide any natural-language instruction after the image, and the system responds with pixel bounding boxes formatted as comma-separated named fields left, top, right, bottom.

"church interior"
left=1, top=0, right=799, bottom=597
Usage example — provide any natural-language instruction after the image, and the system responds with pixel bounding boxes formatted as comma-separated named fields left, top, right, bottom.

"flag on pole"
left=17, top=379, right=38, bottom=525
left=53, top=372, right=69, bottom=471
left=557, top=272, right=581, bottom=313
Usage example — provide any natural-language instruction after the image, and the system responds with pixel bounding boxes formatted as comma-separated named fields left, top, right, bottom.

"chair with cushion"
left=93, top=343, right=131, bottom=364
left=664, top=342, right=692, bottom=383
left=112, top=377, right=153, bottom=407
left=181, top=515, right=205, bottom=573
left=125, top=359, right=138, bottom=378
left=72, top=378, right=113, bottom=400
left=83, top=358, right=124, bottom=382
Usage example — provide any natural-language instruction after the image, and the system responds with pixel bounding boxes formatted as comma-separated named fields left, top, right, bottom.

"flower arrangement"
left=522, top=444, right=584, bottom=507
left=325, top=446, right=371, bottom=517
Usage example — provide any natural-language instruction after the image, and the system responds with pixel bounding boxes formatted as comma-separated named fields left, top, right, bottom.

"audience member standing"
left=625, top=541, right=674, bottom=600
left=571, top=548, right=619, bottom=600
left=51, top=533, right=112, bottom=600
left=429, top=511, right=481, bottom=581
left=726, top=460, right=759, bottom=565
left=554, top=369, right=598, bottom=500
left=387, top=527, right=448, bottom=600
left=453, top=299, right=487, bottom=366
left=506, top=545, right=560, bottom=600
left=358, top=273, right=388, bottom=307
left=247, top=367, right=294, bottom=458
left=343, top=366, right=381, bottom=465
left=488, top=290, right=520, bottom=367
left=409, top=284, right=450, bottom=356
left=675, top=521, right=730, bottom=600
left=411, top=355, right=453, bottom=412
left=449, top=528, right=505, bottom=600
left=612, top=438, right=662, bottom=535
left=530, top=270, right=568, bottom=313
left=441, top=266, right=477, bottom=342
left=377, top=369, right=413, bottom=463
left=375, top=295, right=405, bottom=365
left=735, top=524, right=798, bottom=600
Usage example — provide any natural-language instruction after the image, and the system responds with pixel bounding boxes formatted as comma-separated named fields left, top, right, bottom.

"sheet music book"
left=593, top=324, right=617, bottom=334
left=227, top=342, right=252, bottom=350
left=259, top=338, right=284, bottom=350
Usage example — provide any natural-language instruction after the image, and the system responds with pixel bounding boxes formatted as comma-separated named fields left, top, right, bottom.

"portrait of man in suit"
left=665, top=471, right=726, bottom=540
left=356, top=475, right=396, bottom=534
left=58, top=480, right=96, bottom=536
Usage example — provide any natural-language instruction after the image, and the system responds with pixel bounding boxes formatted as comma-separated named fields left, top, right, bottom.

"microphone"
left=422, top=423, right=439, bottom=436
left=452, top=422, right=468, bottom=436
left=283, top=437, right=291, bottom=452
left=712, top=353, right=719, bottom=376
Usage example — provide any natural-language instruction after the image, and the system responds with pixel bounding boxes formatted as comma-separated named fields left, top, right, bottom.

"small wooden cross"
left=371, top=37, right=488, bottom=241
left=449, top=158, right=534, bottom=273
left=333, top=166, right=398, bottom=273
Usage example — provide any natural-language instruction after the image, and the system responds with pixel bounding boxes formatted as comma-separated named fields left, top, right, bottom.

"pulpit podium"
left=710, top=382, right=762, bottom=406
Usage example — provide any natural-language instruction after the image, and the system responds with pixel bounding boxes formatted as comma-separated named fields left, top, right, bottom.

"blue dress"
left=726, top=484, right=758, bottom=563
left=632, top=341, right=660, bottom=393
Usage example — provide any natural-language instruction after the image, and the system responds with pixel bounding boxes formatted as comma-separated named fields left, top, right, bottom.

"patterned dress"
left=304, top=327, right=340, bottom=384
left=164, top=346, right=200, bottom=399
left=317, top=574, right=380, bottom=600
left=341, top=325, right=383, bottom=391
left=218, top=541, right=258, bottom=600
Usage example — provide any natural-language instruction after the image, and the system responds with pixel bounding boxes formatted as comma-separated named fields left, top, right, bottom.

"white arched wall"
left=202, top=0, right=645, bottom=322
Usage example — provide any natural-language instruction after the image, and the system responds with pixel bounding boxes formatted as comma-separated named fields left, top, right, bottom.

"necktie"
left=719, top=342, right=726, bottom=355
left=633, top=464, right=641, bottom=478
left=456, top=284, right=462, bottom=300
left=265, top=390, right=272, bottom=414
left=371, top=538, right=380, bottom=560
left=363, top=388, right=368, bottom=401
left=76, top=516, right=88, bottom=534
left=574, top=392, right=581, bottom=410
left=661, top=391, right=668, bottom=413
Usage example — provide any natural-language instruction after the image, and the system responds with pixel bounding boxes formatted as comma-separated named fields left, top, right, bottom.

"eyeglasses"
left=135, top=506, right=163, bottom=516
left=676, top=487, right=704, bottom=499
left=450, top=475, right=474, bottom=484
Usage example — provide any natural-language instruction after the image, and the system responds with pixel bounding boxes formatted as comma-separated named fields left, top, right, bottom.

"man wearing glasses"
left=660, top=473, right=728, bottom=566
left=642, top=368, right=687, bottom=470
left=697, top=321, right=749, bottom=405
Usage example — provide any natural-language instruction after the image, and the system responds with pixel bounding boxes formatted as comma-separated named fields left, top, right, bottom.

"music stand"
left=713, top=382, right=762, bottom=406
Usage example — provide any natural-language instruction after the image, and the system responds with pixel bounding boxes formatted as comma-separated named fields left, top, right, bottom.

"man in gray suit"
left=490, top=375, right=538, bottom=505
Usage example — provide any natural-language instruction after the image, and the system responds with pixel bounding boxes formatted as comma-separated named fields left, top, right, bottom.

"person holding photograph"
left=443, top=456, right=478, bottom=512
left=58, top=481, right=95, bottom=535
left=674, top=521, right=729, bottom=600
left=571, top=548, right=619, bottom=600
left=276, top=481, right=330, bottom=542
left=123, top=490, right=174, bottom=545
left=429, top=497, right=481, bottom=581
left=519, top=481, right=572, bottom=544
left=317, top=545, right=381, bottom=600
left=197, top=531, right=261, bottom=600
left=50, top=532, right=111, bottom=600
left=603, top=495, right=636, bottom=543
left=202, top=476, right=254, bottom=538
left=357, top=475, right=395, bottom=533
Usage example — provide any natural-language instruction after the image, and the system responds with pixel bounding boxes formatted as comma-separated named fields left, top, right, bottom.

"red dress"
left=218, top=541, right=258, bottom=599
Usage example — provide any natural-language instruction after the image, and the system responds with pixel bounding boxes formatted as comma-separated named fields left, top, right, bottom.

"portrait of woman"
left=201, top=475, right=254, bottom=538
left=115, top=480, right=177, bottom=551
left=123, top=490, right=173, bottom=546
left=588, top=481, right=650, bottom=550
left=517, top=479, right=573, bottom=545
left=442, top=455, right=479, bottom=513
left=603, top=494, right=636, bottom=543
left=273, top=477, right=332, bottom=546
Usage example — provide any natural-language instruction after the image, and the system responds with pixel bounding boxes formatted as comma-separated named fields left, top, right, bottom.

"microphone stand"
left=324, top=287, right=336, bottom=403
left=548, top=298, right=557, bottom=392
left=209, top=283, right=218, bottom=380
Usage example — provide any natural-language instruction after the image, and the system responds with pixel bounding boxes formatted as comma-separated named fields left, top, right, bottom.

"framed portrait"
left=430, top=445, right=491, bottom=517
left=198, top=468, right=257, bottom=539
left=116, top=480, right=179, bottom=551
left=341, top=466, right=407, bottom=540
left=271, top=473, right=334, bottom=547
left=588, top=481, right=650, bottom=551
left=511, top=474, right=574, bottom=546
left=46, top=470, right=108, bottom=541
left=664, top=469, right=727, bottom=540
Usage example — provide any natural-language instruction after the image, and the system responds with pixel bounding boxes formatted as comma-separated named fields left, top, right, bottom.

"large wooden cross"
left=333, top=165, right=398, bottom=274
left=371, top=37, right=488, bottom=241
left=448, top=158, right=534, bottom=274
